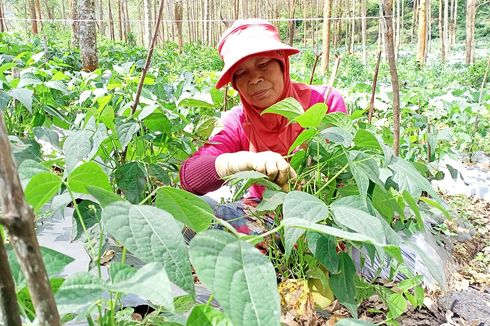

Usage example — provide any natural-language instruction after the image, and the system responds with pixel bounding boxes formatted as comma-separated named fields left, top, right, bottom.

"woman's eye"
left=234, top=70, right=245, bottom=78
left=259, top=60, right=270, bottom=69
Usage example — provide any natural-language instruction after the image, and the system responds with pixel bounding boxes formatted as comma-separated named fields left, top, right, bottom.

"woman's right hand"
left=215, top=151, right=296, bottom=191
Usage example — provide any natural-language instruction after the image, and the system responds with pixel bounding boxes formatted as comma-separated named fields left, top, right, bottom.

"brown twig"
left=130, top=0, right=166, bottom=115
left=0, top=113, right=60, bottom=326
left=367, top=51, right=382, bottom=124
left=0, top=233, right=22, bottom=326
left=309, top=50, right=322, bottom=85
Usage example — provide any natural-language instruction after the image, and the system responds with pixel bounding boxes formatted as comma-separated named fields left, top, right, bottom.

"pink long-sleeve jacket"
left=180, top=85, right=347, bottom=199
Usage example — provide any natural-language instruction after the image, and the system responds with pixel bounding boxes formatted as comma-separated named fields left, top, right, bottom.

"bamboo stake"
left=0, top=113, right=61, bottom=326
left=367, top=51, right=382, bottom=124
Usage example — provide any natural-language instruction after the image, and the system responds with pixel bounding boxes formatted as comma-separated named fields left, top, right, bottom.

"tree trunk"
left=34, top=0, right=43, bottom=30
left=203, top=0, right=209, bottom=45
left=123, top=0, right=131, bottom=41
left=0, top=233, right=22, bottom=326
left=71, top=0, right=79, bottom=47
left=79, top=0, right=99, bottom=71
left=117, top=0, right=123, bottom=41
left=349, top=0, right=355, bottom=53
left=395, top=0, right=400, bottom=59
left=465, top=0, right=476, bottom=65
left=43, top=0, right=53, bottom=20
left=378, top=3, right=385, bottom=59
left=108, top=0, right=115, bottom=41
left=426, top=0, right=431, bottom=57
left=439, top=0, right=445, bottom=61
left=333, top=0, right=339, bottom=49
left=0, top=0, right=6, bottom=32
left=30, top=0, right=38, bottom=34
left=99, top=0, right=105, bottom=36
left=175, top=0, right=183, bottom=52
left=0, top=114, right=61, bottom=326
left=288, top=0, right=296, bottom=46
left=320, top=0, right=332, bottom=74
left=416, top=0, right=427, bottom=65
left=381, top=0, right=400, bottom=156
left=61, top=0, right=66, bottom=23
left=451, top=0, right=458, bottom=45
left=361, top=0, right=367, bottom=64
left=144, top=0, right=152, bottom=47
left=443, top=0, right=449, bottom=58
left=411, top=0, right=418, bottom=43
left=139, top=0, right=144, bottom=46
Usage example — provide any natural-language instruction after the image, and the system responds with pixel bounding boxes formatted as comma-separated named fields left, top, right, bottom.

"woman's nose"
left=248, top=70, right=263, bottom=85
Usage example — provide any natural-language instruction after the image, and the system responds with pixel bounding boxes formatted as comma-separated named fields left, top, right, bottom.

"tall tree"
left=438, top=0, right=446, bottom=61
left=0, top=0, right=6, bottom=32
left=71, top=0, right=79, bottom=47
left=381, top=0, right=401, bottom=156
left=288, top=0, right=297, bottom=46
left=320, top=0, right=332, bottom=74
left=416, top=0, right=428, bottom=65
left=349, top=0, right=355, bottom=53
left=361, top=0, right=367, bottom=64
left=175, top=0, right=183, bottom=52
left=99, top=0, right=105, bottom=36
left=34, top=0, right=42, bottom=30
left=144, top=0, right=152, bottom=47
left=411, top=0, right=418, bottom=42
left=465, top=0, right=477, bottom=64
left=30, top=0, right=38, bottom=34
left=443, top=0, right=449, bottom=58
left=117, top=0, right=123, bottom=40
left=43, top=0, right=53, bottom=20
left=108, top=0, right=115, bottom=40
left=79, top=0, right=99, bottom=71
left=123, top=0, right=131, bottom=41
left=450, top=0, right=458, bottom=45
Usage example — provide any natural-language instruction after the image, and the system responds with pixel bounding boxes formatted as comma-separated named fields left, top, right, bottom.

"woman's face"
left=233, top=56, right=285, bottom=109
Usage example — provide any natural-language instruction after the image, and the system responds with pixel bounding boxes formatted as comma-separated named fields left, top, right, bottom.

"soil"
left=303, top=194, right=490, bottom=326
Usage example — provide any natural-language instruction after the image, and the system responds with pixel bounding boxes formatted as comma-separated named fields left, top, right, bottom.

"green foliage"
left=3, top=30, right=486, bottom=325
left=189, top=230, right=281, bottom=326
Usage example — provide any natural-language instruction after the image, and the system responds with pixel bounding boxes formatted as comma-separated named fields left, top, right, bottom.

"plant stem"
left=314, top=162, right=349, bottom=195
left=67, top=188, right=97, bottom=258
left=213, top=216, right=241, bottom=238
left=139, top=186, right=161, bottom=205
left=246, top=224, right=284, bottom=243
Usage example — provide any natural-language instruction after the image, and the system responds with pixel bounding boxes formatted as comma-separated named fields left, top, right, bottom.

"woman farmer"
left=180, top=19, right=347, bottom=237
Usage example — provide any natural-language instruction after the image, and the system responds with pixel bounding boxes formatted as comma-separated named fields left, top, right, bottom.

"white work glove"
left=215, top=151, right=297, bottom=191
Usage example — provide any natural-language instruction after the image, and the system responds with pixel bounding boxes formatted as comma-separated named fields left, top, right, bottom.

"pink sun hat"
left=215, top=19, right=299, bottom=89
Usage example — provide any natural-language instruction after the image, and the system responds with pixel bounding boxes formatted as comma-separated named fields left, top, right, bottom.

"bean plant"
left=1, top=31, right=487, bottom=325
